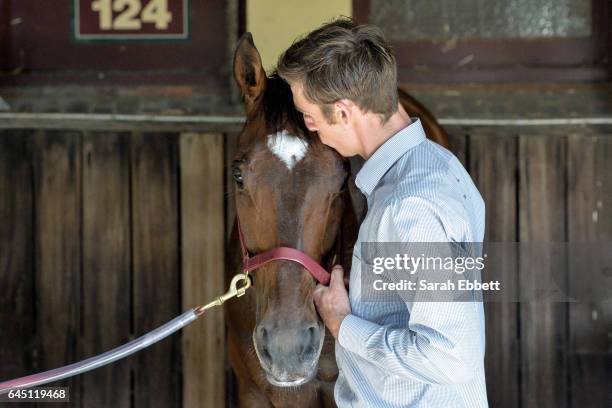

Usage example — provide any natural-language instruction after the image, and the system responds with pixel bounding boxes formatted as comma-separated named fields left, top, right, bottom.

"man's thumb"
left=331, top=265, right=344, bottom=286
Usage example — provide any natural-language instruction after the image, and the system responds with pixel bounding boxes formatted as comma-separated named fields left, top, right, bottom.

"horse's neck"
left=337, top=169, right=366, bottom=277
left=348, top=156, right=367, bottom=222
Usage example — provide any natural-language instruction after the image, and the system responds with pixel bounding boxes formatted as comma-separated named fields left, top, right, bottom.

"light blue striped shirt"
left=334, top=119, right=488, bottom=407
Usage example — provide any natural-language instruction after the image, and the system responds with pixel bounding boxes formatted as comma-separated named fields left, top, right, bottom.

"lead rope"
left=0, top=273, right=251, bottom=395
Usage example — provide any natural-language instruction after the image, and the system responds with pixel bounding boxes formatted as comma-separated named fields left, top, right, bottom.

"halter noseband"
left=236, top=215, right=331, bottom=285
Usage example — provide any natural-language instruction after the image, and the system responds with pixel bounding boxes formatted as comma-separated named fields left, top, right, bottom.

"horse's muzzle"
left=253, top=319, right=325, bottom=387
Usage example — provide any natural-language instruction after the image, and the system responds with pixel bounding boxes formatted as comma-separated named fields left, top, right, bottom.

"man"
left=277, top=18, right=488, bottom=407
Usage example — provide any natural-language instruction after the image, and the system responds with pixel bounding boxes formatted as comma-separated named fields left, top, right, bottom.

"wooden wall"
left=448, top=129, right=612, bottom=408
left=0, top=127, right=611, bottom=407
left=0, top=130, right=226, bottom=408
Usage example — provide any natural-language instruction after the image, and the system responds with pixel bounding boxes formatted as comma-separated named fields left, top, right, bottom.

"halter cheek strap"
left=236, top=216, right=331, bottom=286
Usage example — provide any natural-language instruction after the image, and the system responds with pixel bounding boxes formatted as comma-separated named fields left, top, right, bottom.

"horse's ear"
left=233, top=32, right=267, bottom=110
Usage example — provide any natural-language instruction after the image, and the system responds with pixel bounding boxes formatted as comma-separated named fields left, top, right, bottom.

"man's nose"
left=304, top=118, right=317, bottom=132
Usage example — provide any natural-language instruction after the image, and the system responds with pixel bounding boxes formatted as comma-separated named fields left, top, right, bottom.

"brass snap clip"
left=195, top=273, right=252, bottom=315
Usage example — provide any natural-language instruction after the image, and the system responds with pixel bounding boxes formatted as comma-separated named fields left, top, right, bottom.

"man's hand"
left=313, top=265, right=351, bottom=339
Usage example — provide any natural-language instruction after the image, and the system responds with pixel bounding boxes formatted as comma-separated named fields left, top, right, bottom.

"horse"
left=225, top=33, right=450, bottom=407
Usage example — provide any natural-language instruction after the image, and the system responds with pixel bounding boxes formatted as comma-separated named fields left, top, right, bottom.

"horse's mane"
left=260, top=73, right=319, bottom=145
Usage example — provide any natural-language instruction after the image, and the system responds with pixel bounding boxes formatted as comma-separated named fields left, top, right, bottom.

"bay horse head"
left=231, top=33, right=349, bottom=387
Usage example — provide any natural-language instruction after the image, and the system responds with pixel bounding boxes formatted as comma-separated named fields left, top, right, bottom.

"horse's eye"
left=232, top=161, right=244, bottom=189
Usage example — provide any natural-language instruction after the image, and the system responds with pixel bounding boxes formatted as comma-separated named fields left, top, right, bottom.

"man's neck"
left=357, top=104, right=412, bottom=160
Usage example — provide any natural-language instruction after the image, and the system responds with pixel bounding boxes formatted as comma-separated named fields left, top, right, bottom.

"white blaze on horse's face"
left=266, top=130, right=308, bottom=171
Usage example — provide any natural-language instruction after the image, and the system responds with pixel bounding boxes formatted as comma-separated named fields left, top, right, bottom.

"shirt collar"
left=355, top=118, right=427, bottom=196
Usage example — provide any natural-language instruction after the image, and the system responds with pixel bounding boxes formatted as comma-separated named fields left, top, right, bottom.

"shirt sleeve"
left=337, top=196, right=484, bottom=385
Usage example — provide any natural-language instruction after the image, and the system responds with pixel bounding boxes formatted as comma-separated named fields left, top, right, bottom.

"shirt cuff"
left=337, top=314, right=381, bottom=359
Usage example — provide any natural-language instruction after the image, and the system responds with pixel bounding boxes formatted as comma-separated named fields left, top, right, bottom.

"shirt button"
left=463, top=194, right=467, bottom=199
left=456, top=177, right=460, bottom=182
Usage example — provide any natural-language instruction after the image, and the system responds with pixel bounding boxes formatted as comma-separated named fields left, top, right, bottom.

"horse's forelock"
left=261, top=74, right=318, bottom=145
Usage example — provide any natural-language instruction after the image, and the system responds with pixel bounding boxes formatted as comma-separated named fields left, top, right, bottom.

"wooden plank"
left=519, top=135, right=568, bottom=408
left=131, top=132, right=180, bottom=408
left=567, top=134, right=612, bottom=407
left=0, top=131, right=35, bottom=381
left=81, top=133, right=131, bottom=407
left=469, top=132, right=519, bottom=408
left=33, top=131, right=82, bottom=406
left=180, top=132, right=226, bottom=408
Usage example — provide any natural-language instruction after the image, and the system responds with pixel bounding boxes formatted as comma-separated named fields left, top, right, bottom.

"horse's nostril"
left=302, top=345, right=316, bottom=362
left=307, top=325, right=316, bottom=340
left=299, top=325, right=318, bottom=361
left=259, top=326, right=268, bottom=343
left=257, top=326, right=273, bottom=365
left=262, top=346, right=272, bottom=364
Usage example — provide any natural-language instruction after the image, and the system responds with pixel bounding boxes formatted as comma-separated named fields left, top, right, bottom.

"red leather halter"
left=236, top=215, right=331, bottom=285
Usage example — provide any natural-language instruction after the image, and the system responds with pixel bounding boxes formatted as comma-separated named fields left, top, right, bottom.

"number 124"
left=91, top=0, right=173, bottom=30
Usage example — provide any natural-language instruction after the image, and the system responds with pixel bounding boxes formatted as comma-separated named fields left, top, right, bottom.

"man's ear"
left=334, top=99, right=353, bottom=125
left=233, top=32, right=267, bottom=111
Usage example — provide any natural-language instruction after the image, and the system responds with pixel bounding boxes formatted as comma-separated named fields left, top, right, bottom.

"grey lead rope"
left=0, top=309, right=199, bottom=395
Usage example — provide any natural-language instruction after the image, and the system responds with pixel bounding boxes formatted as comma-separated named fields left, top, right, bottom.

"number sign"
left=74, top=0, right=189, bottom=40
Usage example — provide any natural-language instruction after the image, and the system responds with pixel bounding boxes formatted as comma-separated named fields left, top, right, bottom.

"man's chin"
left=332, top=147, right=351, bottom=157
left=321, top=141, right=346, bottom=156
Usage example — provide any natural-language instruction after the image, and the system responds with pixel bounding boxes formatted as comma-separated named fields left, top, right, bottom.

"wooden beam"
left=0, top=113, right=245, bottom=132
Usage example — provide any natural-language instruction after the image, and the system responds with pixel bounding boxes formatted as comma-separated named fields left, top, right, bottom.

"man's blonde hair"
left=277, top=17, right=398, bottom=123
